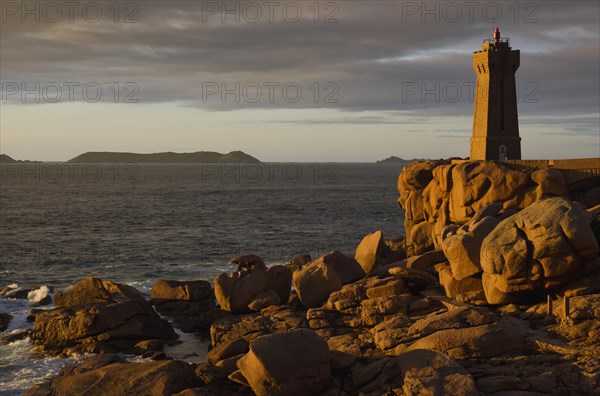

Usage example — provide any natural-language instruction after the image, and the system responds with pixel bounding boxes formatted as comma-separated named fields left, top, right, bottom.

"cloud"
left=1, top=1, right=598, bottom=116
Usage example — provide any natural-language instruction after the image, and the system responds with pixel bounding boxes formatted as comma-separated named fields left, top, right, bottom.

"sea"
left=0, top=162, right=405, bottom=394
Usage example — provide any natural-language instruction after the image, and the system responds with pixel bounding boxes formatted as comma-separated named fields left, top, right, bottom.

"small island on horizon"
left=376, top=156, right=424, bottom=164
left=0, top=154, right=40, bottom=164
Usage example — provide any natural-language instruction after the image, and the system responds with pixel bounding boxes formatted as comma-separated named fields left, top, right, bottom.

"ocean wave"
left=125, top=280, right=154, bottom=295
left=27, top=286, right=50, bottom=304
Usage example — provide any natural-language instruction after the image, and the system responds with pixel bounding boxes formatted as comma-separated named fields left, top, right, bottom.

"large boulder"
left=354, top=230, right=387, bottom=274
left=532, top=168, right=568, bottom=198
left=150, top=280, right=220, bottom=332
left=54, top=278, right=144, bottom=307
left=445, top=161, right=537, bottom=224
left=315, top=250, right=365, bottom=284
left=24, top=355, right=200, bottom=396
left=233, top=329, right=330, bottom=396
left=481, top=197, right=600, bottom=304
left=214, top=266, right=267, bottom=314
left=409, top=221, right=436, bottom=254
left=293, top=250, right=364, bottom=308
left=31, top=278, right=175, bottom=356
left=437, top=264, right=486, bottom=305
left=441, top=203, right=502, bottom=281
left=214, top=255, right=292, bottom=314
left=293, top=263, right=341, bottom=309
left=442, top=216, right=499, bottom=280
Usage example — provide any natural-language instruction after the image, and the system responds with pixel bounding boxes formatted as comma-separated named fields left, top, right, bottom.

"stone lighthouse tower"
left=470, top=28, right=521, bottom=160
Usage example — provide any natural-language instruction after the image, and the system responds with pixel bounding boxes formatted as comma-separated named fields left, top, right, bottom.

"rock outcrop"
left=481, top=197, right=600, bottom=304
left=398, top=161, right=600, bottom=256
left=436, top=263, right=486, bottom=305
left=31, top=277, right=175, bottom=356
left=53, top=278, right=143, bottom=307
left=24, top=355, right=200, bottom=396
left=354, top=230, right=406, bottom=275
left=214, top=255, right=292, bottom=314
left=232, top=329, right=330, bottom=396
left=398, top=161, right=600, bottom=305
left=406, top=315, right=528, bottom=359
left=293, top=250, right=365, bottom=308
left=354, top=230, right=387, bottom=274
left=210, top=305, right=306, bottom=348
left=441, top=202, right=502, bottom=281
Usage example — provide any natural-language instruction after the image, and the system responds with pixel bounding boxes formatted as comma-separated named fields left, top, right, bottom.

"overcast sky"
left=1, top=0, right=599, bottom=161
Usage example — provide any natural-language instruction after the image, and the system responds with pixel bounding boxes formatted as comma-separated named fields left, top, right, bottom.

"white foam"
left=0, top=337, right=74, bottom=395
left=125, top=280, right=153, bottom=295
left=27, top=286, right=50, bottom=303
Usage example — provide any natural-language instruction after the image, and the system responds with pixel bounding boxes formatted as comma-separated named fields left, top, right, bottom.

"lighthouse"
left=470, top=28, right=521, bottom=160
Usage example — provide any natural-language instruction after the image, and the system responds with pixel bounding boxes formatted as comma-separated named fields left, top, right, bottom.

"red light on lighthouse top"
left=494, top=27, right=501, bottom=43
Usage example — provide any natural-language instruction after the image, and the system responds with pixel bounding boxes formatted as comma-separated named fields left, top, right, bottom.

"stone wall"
left=452, top=158, right=600, bottom=174
left=458, top=158, right=600, bottom=175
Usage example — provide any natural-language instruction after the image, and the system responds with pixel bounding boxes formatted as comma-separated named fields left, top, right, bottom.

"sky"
left=1, top=0, right=599, bottom=162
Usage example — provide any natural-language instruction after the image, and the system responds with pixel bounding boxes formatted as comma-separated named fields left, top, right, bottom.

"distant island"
left=0, top=154, right=40, bottom=163
left=376, top=156, right=424, bottom=164
left=67, top=151, right=260, bottom=164
left=0, top=154, right=16, bottom=163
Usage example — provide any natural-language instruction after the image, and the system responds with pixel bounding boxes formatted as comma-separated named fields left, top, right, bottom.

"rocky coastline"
left=3, top=160, right=599, bottom=396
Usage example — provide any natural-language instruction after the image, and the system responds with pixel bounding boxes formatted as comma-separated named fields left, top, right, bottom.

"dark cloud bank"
left=1, top=1, right=598, bottom=135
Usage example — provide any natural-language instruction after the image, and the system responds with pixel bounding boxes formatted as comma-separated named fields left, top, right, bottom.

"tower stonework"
left=470, top=28, right=521, bottom=160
